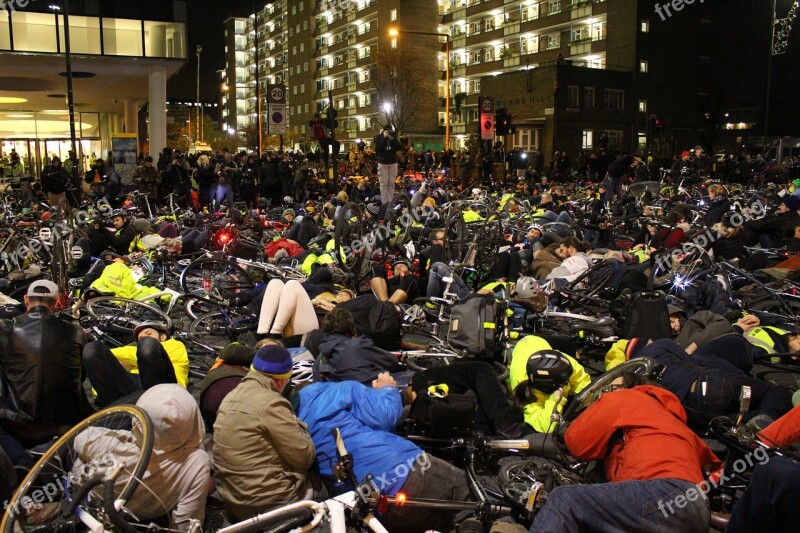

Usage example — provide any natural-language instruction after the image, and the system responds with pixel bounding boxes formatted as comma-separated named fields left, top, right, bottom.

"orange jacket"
left=565, top=385, right=721, bottom=484
left=760, top=404, right=800, bottom=447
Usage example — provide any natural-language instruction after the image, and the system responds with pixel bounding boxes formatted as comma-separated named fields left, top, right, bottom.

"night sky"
left=171, top=0, right=800, bottom=134
left=167, top=0, right=265, bottom=106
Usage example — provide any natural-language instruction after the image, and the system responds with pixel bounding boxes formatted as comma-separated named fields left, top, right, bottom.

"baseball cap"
left=27, top=280, right=59, bottom=299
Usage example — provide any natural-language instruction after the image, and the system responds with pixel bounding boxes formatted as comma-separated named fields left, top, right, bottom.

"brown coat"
left=213, top=371, right=315, bottom=520
left=533, top=248, right=561, bottom=279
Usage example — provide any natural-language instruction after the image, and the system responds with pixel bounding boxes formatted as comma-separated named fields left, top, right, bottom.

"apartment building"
left=222, top=0, right=439, bottom=151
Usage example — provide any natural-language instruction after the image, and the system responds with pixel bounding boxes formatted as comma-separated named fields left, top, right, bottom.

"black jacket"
left=745, top=210, right=800, bottom=245
left=313, top=334, right=401, bottom=385
left=374, top=133, right=401, bottom=165
left=287, top=216, right=319, bottom=248
left=0, top=306, right=92, bottom=431
left=704, top=197, right=730, bottom=228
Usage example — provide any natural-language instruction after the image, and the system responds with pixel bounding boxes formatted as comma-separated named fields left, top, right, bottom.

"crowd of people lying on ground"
left=1, top=145, right=799, bottom=533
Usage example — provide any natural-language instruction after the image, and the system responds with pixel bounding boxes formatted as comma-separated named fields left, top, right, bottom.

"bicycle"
left=1, top=405, right=154, bottom=533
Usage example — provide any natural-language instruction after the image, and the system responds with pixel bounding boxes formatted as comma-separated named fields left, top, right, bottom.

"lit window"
left=582, top=130, right=594, bottom=149
left=391, top=38, right=397, bottom=49
left=639, top=59, right=648, bottom=73
left=638, top=99, right=647, bottom=113
left=391, top=9, right=397, bottom=22
left=641, top=20, right=649, bottom=33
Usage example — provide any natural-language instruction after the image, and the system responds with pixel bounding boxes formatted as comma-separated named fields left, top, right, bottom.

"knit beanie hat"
left=252, top=344, right=293, bottom=379
left=625, top=338, right=647, bottom=361
left=220, top=342, right=256, bottom=367
left=366, top=203, right=380, bottom=216
left=283, top=208, right=296, bottom=218
left=423, top=197, right=436, bottom=209
left=782, top=195, right=800, bottom=211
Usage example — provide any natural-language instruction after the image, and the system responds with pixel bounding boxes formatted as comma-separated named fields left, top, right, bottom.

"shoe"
left=746, top=414, right=774, bottom=433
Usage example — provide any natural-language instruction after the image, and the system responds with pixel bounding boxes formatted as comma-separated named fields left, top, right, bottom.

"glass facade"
left=0, top=10, right=186, bottom=59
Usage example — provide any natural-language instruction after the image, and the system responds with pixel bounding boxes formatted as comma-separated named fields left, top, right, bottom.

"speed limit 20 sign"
left=268, top=84, right=286, bottom=104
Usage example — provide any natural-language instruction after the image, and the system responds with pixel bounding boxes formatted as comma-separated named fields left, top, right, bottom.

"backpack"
left=447, top=293, right=498, bottom=359
left=408, top=390, right=477, bottom=438
left=620, top=290, right=671, bottom=340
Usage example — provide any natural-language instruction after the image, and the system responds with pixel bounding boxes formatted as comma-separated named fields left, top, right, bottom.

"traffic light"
left=495, top=108, right=510, bottom=136
left=649, top=115, right=664, bottom=135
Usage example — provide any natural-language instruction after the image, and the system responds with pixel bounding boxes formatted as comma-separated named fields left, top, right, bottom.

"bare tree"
left=369, top=45, right=438, bottom=137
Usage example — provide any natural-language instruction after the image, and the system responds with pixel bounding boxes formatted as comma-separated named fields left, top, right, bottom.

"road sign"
left=268, top=103, right=286, bottom=135
left=480, top=113, right=495, bottom=140
left=480, top=96, right=494, bottom=113
left=267, top=84, right=286, bottom=104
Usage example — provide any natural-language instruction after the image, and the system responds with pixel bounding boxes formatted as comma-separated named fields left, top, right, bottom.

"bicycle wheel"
left=444, top=208, right=467, bottom=263
left=647, top=244, right=713, bottom=292
left=334, top=202, right=365, bottom=275
left=562, top=357, right=655, bottom=422
left=1, top=405, right=153, bottom=533
left=189, top=309, right=258, bottom=351
left=382, top=193, right=413, bottom=251
left=180, top=257, right=255, bottom=305
left=86, top=296, right=172, bottom=333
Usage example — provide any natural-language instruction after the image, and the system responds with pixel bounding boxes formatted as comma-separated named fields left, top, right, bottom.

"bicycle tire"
left=333, top=201, right=365, bottom=275
left=1, top=405, right=154, bottom=533
left=189, top=310, right=258, bottom=351
left=646, top=244, right=713, bottom=292
left=382, top=193, right=413, bottom=251
left=179, top=257, right=255, bottom=304
left=444, top=208, right=467, bottom=263
left=562, top=357, right=655, bottom=422
left=86, top=296, right=172, bottom=332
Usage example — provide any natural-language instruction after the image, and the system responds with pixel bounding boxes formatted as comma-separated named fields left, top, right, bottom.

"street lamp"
left=388, top=27, right=450, bottom=151
left=382, top=101, right=393, bottom=129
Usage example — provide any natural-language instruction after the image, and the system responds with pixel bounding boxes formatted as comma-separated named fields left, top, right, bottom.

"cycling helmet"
left=110, top=209, right=127, bottom=218
left=133, top=320, right=172, bottom=340
left=283, top=195, right=294, bottom=205
left=291, top=360, right=315, bottom=383
left=515, top=276, right=537, bottom=299
left=391, top=256, right=412, bottom=269
left=528, top=223, right=544, bottom=235
left=526, top=350, right=573, bottom=394
left=793, top=179, right=800, bottom=188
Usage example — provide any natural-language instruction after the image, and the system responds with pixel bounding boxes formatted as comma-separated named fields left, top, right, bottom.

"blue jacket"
left=297, top=381, right=421, bottom=496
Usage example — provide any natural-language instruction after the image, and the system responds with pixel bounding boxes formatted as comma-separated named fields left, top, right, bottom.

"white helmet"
left=283, top=196, right=294, bottom=205
left=516, top=276, right=538, bottom=299
left=292, top=360, right=315, bottom=383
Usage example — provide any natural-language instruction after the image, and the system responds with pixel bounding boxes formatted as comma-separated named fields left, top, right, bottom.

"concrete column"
left=149, top=65, right=167, bottom=159
left=149, top=24, right=167, bottom=57
left=111, top=114, right=123, bottom=135
left=124, top=99, right=140, bottom=151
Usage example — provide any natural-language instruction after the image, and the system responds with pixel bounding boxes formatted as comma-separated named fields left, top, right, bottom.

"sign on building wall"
left=479, top=96, right=495, bottom=141
left=111, top=134, right=138, bottom=187
left=267, top=84, right=287, bottom=135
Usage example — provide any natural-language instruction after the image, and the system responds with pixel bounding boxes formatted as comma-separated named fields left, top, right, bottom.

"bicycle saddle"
left=512, top=294, right=548, bottom=313
left=571, top=316, right=616, bottom=338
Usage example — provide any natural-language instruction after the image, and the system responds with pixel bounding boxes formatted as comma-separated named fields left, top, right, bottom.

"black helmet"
left=110, top=209, right=127, bottom=219
left=526, top=350, right=573, bottom=393
left=133, top=320, right=172, bottom=340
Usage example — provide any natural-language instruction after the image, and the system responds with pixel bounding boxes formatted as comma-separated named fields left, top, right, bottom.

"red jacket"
left=760, top=404, right=800, bottom=447
left=265, top=238, right=304, bottom=259
left=565, top=385, right=721, bottom=484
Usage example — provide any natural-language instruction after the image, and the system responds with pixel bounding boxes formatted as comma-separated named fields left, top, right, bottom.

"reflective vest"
left=90, top=262, right=163, bottom=301
left=463, top=210, right=483, bottom=223
left=744, top=326, right=787, bottom=354
left=301, top=252, right=334, bottom=276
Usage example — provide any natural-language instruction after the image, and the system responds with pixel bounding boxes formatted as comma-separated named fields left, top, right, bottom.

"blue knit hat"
left=252, top=345, right=293, bottom=379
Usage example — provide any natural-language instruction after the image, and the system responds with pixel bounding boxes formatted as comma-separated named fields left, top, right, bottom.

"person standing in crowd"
left=374, top=124, right=401, bottom=204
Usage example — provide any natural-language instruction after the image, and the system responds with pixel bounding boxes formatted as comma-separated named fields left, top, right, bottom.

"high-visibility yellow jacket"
left=508, top=335, right=591, bottom=433
left=90, top=262, right=163, bottom=301
left=111, top=338, right=189, bottom=387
